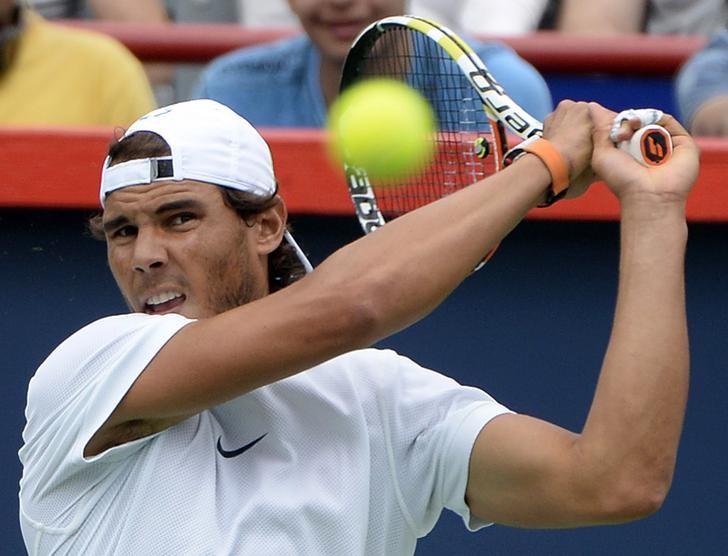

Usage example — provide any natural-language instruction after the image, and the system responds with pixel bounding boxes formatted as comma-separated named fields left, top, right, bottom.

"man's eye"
left=113, top=226, right=137, bottom=238
left=171, top=213, right=195, bottom=226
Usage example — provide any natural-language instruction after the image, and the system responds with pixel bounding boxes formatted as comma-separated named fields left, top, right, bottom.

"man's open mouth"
left=144, top=291, right=186, bottom=314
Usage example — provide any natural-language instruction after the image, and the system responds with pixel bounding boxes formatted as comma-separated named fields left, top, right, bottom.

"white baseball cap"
left=99, top=99, right=312, bottom=272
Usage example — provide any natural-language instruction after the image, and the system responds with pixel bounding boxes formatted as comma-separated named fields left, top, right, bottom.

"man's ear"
left=255, top=196, right=288, bottom=256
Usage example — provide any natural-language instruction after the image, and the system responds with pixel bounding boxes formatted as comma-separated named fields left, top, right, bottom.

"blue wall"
left=3, top=209, right=727, bottom=555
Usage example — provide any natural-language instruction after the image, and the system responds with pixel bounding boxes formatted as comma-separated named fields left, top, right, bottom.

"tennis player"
left=19, top=99, right=697, bottom=555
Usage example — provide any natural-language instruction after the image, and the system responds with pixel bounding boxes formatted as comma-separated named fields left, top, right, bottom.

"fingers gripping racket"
left=338, top=15, right=671, bottom=268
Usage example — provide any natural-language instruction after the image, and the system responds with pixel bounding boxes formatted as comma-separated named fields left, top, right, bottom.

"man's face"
left=287, top=0, right=405, bottom=64
left=103, top=181, right=270, bottom=319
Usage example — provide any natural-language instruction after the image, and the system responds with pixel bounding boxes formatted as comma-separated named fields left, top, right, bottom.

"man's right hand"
left=589, top=104, right=700, bottom=208
left=541, top=100, right=597, bottom=200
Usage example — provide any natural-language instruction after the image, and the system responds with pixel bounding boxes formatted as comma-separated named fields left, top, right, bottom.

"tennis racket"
left=337, top=15, right=671, bottom=266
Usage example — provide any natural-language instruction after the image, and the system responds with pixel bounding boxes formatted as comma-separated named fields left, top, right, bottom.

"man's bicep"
left=87, top=317, right=235, bottom=456
left=104, top=287, right=363, bottom=434
left=82, top=318, right=199, bottom=456
left=97, top=318, right=235, bottom=443
left=465, top=413, right=588, bottom=528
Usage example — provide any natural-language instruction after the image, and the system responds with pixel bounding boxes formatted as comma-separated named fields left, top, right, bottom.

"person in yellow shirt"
left=0, top=0, right=155, bottom=126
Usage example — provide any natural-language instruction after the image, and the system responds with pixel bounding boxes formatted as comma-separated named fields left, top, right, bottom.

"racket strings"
left=351, top=27, right=497, bottom=218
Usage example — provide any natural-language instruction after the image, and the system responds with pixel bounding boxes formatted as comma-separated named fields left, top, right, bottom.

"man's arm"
left=557, top=0, right=647, bottom=34
left=87, top=101, right=595, bottom=454
left=465, top=108, right=698, bottom=527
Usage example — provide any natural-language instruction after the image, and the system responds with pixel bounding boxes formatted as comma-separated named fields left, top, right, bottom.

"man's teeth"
left=146, top=292, right=183, bottom=306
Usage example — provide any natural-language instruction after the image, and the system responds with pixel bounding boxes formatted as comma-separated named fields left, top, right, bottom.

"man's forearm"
left=581, top=200, right=688, bottom=506
left=313, top=154, right=553, bottom=341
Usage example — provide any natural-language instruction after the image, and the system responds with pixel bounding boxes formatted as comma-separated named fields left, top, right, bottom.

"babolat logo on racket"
left=640, top=126, right=672, bottom=165
left=473, top=137, right=490, bottom=159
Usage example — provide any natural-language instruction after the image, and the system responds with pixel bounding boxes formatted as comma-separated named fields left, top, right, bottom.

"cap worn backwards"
left=99, top=99, right=276, bottom=207
left=99, top=99, right=313, bottom=273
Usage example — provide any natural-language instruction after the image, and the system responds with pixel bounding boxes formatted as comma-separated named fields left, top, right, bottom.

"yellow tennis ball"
left=327, top=78, right=436, bottom=180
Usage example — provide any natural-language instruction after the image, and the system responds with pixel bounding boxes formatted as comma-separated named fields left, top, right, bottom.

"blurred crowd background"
left=2, top=0, right=728, bottom=134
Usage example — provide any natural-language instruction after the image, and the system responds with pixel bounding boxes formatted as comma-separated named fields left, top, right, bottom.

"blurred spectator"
left=172, top=0, right=554, bottom=100
left=557, top=0, right=728, bottom=36
left=675, top=29, right=728, bottom=136
left=49, top=0, right=298, bottom=104
left=166, top=0, right=301, bottom=102
left=183, top=0, right=550, bottom=35
left=0, top=0, right=155, bottom=125
left=194, top=0, right=551, bottom=35
left=193, top=0, right=553, bottom=128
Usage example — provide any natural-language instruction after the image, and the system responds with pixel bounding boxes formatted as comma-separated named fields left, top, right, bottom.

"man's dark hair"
left=88, top=131, right=306, bottom=293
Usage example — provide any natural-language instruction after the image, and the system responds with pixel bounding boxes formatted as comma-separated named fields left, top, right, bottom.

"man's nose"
left=131, top=228, right=168, bottom=272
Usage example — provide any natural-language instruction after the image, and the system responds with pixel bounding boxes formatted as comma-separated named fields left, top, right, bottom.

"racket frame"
left=339, top=15, right=545, bottom=235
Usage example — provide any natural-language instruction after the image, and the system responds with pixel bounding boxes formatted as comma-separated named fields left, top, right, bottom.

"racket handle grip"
left=618, top=124, right=672, bottom=166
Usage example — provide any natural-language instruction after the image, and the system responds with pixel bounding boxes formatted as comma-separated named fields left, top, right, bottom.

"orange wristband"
left=522, top=138, right=570, bottom=206
left=504, top=137, right=570, bottom=207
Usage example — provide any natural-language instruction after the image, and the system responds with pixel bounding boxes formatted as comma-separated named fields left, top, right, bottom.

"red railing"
left=1, top=127, right=725, bottom=222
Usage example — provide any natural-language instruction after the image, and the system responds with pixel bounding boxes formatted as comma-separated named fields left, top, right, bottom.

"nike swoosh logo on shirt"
left=216, top=433, right=267, bottom=458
